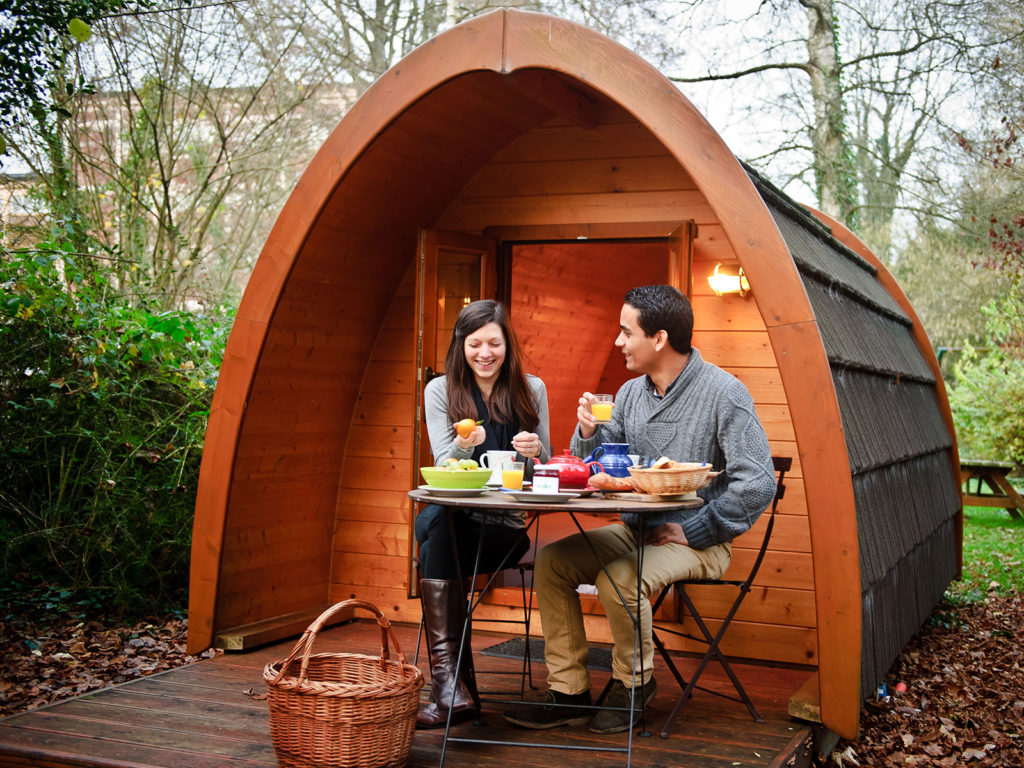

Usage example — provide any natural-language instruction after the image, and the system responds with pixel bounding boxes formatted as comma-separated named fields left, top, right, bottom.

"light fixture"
left=707, top=263, right=750, bottom=297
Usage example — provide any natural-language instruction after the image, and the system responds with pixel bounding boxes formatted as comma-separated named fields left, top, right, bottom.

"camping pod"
left=187, top=9, right=962, bottom=742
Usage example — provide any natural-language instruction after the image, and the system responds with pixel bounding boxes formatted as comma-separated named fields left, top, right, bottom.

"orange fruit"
left=455, top=418, right=479, bottom=438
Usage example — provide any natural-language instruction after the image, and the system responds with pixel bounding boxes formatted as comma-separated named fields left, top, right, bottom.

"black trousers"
left=415, top=504, right=530, bottom=581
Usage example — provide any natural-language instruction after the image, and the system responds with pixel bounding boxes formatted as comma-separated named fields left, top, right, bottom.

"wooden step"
left=214, top=603, right=336, bottom=651
left=788, top=670, right=822, bottom=723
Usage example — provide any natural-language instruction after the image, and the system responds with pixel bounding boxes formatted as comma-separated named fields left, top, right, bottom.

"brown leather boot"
left=416, top=579, right=478, bottom=729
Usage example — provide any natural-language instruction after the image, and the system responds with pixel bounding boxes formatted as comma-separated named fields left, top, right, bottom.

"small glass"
left=590, top=394, right=614, bottom=424
left=502, top=461, right=525, bottom=490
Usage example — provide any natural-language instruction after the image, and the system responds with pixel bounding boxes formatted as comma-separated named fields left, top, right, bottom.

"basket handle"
left=272, top=599, right=409, bottom=684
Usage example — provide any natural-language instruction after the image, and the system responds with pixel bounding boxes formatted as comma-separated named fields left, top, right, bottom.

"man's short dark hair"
left=624, top=285, right=693, bottom=354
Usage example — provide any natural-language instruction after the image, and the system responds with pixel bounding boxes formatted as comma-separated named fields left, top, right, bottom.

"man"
left=504, top=284, right=776, bottom=734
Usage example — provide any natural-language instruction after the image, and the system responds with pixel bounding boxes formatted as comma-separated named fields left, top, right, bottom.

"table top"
left=407, top=487, right=703, bottom=514
left=960, top=459, right=1016, bottom=471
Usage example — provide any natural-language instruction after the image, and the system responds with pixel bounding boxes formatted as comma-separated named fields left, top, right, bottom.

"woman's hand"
left=577, top=392, right=598, bottom=439
left=453, top=424, right=486, bottom=451
left=511, top=431, right=543, bottom=458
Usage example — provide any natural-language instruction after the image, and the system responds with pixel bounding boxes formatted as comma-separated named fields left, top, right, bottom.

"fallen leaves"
left=834, top=594, right=1024, bottom=767
left=0, top=614, right=219, bottom=717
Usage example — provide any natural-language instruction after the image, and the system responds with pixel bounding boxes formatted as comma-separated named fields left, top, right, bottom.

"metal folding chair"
left=650, top=455, right=792, bottom=737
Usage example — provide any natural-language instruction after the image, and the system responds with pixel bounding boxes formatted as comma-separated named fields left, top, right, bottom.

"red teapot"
left=542, top=450, right=604, bottom=490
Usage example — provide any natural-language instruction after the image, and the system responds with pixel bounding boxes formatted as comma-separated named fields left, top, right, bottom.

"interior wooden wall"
left=330, top=266, right=418, bottom=614
left=325, top=105, right=816, bottom=666
left=509, top=241, right=668, bottom=453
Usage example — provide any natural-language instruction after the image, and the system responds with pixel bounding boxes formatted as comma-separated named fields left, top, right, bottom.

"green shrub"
left=0, top=243, right=232, bottom=613
left=948, top=290, right=1024, bottom=465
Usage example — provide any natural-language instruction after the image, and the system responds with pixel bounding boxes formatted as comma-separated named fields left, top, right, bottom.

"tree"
left=1, top=0, right=116, bottom=253
left=660, top=0, right=1023, bottom=262
left=71, top=3, right=338, bottom=306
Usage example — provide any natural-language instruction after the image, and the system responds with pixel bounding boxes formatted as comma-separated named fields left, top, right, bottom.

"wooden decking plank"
left=10, top=712, right=276, bottom=761
left=0, top=727, right=273, bottom=768
left=136, top=664, right=268, bottom=688
left=117, top=678, right=268, bottom=709
left=38, top=696, right=270, bottom=738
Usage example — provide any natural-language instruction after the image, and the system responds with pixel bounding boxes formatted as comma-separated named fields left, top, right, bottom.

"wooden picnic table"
left=960, top=460, right=1023, bottom=519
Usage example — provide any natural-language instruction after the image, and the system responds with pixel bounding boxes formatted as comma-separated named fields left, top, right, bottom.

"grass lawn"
left=946, top=502, right=1024, bottom=603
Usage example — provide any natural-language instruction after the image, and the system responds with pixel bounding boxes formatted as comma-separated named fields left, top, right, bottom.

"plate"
left=507, top=491, right=580, bottom=504
left=418, top=485, right=490, bottom=497
left=565, top=487, right=596, bottom=497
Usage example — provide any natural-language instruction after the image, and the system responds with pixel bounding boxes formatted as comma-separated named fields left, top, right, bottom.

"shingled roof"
left=750, top=168, right=961, bottom=699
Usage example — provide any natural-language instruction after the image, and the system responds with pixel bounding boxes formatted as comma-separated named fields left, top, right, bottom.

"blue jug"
left=583, top=443, right=634, bottom=478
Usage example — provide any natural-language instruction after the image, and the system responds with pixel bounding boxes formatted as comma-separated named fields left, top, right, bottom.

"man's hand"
left=577, top=392, right=598, bottom=439
left=645, top=523, right=689, bottom=547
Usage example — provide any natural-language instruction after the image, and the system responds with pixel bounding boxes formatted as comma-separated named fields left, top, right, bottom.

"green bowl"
left=420, top=467, right=492, bottom=489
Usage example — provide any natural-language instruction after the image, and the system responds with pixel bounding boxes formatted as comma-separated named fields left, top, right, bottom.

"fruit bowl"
left=420, top=467, right=492, bottom=489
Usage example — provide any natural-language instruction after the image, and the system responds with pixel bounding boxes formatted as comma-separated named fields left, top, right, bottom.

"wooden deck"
left=0, top=620, right=815, bottom=768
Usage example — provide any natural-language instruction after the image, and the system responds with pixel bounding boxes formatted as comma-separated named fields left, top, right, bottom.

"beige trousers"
left=534, top=522, right=731, bottom=694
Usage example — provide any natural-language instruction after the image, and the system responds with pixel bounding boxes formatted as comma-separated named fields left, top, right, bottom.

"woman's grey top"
left=424, top=373, right=551, bottom=528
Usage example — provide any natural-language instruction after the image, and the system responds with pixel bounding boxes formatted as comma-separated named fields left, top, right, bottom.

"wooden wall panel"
left=690, top=330, right=777, bottom=368
left=441, top=191, right=716, bottom=232
left=330, top=266, right=417, bottom=605
left=459, top=155, right=695, bottom=198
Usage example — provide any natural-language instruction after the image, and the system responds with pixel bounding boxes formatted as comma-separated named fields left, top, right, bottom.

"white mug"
left=480, top=450, right=518, bottom=484
left=629, top=454, right=640, bottom=466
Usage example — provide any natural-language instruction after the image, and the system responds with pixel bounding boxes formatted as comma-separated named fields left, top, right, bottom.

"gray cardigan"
left=570, top=348, right=775, bottom=549
left=423, top=374, right=551, bottom=465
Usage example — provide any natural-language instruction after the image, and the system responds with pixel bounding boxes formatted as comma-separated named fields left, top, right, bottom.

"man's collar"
left=644, top=349, right=698, bottom=398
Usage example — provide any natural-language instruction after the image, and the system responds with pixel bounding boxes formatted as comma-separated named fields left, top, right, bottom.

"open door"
left=408, top=229, right=497, bottom=592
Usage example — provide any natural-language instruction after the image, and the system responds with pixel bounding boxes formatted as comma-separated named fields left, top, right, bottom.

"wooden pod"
left=188, top=9, right=960, bottom=742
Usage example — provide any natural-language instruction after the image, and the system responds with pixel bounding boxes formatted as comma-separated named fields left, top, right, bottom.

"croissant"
left=589, top=472, right=635, bottom=491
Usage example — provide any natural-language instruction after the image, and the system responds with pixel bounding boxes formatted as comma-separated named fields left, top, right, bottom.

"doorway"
left=506, top=240, right=672, bottom=453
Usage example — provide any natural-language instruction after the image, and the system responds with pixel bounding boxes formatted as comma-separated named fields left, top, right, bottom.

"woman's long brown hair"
left=443, top=300, right=539, bottom=432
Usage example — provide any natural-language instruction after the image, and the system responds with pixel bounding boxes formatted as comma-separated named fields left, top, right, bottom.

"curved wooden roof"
left=188, top=8, right=958, bottom=741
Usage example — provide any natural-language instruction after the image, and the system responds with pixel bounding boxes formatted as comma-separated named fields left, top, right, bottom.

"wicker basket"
left=264, top=599, right=424, bottom=768
left=628, top=464, right=722, bottom=495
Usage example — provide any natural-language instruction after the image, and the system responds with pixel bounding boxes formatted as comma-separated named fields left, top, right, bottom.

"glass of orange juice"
left=502, top=461, right=525, bottom=490
left=591, top=394, right=614, bottom=424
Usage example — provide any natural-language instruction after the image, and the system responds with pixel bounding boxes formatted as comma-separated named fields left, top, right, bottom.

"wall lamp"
left=707, top=263, right=750, bottom=297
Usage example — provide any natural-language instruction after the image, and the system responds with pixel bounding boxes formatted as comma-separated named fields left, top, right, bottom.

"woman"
left=415, top=299, right=550, bottom=728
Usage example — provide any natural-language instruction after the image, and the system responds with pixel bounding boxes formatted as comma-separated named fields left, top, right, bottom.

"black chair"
left=650, top=455, right=792, bottom=737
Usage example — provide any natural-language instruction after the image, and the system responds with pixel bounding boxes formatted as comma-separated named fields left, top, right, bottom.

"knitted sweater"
left=570, top=348, right=775, bottom=549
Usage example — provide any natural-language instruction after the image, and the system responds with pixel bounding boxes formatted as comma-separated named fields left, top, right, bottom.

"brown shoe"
left=502, top=689, right=591, bottom=730
left=588, top=678, right=657, bottom=734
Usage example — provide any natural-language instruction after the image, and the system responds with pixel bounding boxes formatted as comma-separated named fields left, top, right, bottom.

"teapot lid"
left=548, top=449, right=584, bottom=463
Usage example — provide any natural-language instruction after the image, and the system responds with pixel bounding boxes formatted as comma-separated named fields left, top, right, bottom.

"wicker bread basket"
left=627, top=463, right=721, bottom=495
left=263, top=599, right=423, bottom=768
